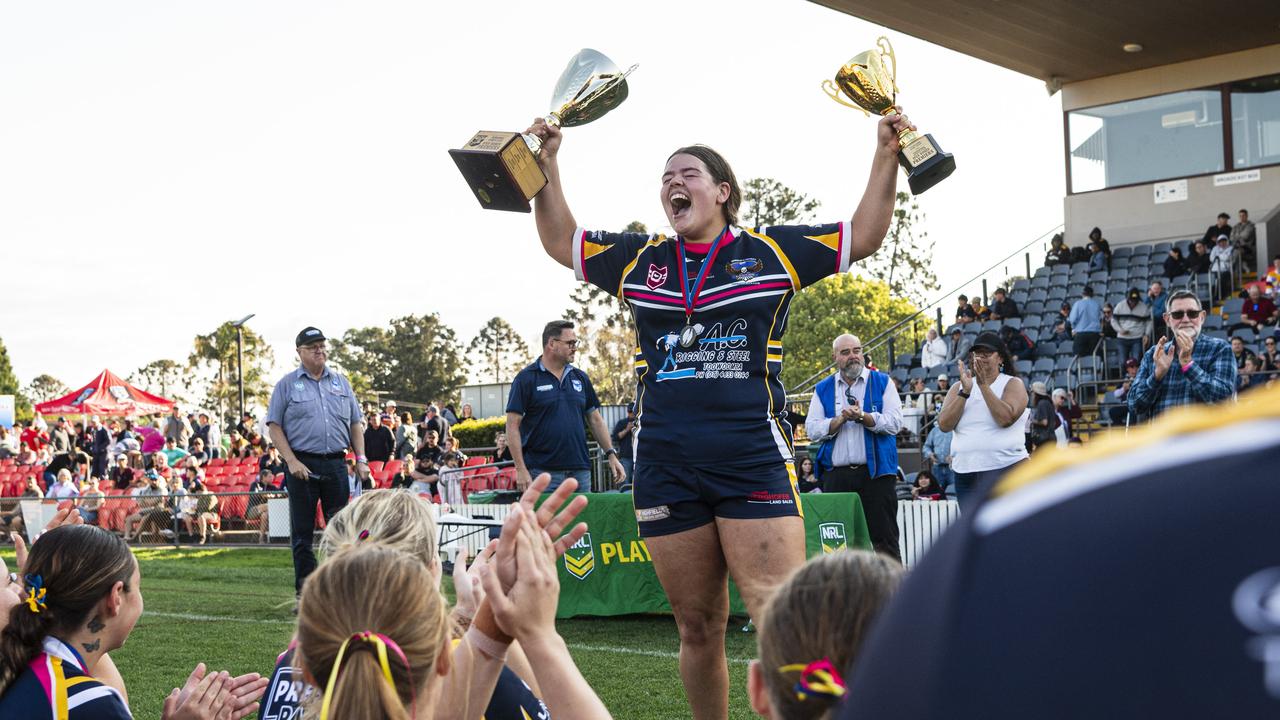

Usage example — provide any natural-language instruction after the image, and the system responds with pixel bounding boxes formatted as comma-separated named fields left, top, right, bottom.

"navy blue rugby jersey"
left=573, top=222, right=854, bottom=466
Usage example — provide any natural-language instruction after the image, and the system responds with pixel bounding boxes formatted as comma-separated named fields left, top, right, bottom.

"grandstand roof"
left=809, top=0, right=1280, bottom=85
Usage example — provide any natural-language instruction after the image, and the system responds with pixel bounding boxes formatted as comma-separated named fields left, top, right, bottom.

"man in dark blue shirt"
left=505, top=320, right=624, bottom=491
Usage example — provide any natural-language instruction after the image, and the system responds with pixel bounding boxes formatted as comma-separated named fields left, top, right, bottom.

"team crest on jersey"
left=819, top=523, right=848, bottom=554
left=571, top=378, right=582, bottom=392
left=725, top=257, right=763, bottom=283
left=564, top=533, right=595, bottom=580
left=646, top=263, right=668, bottom=290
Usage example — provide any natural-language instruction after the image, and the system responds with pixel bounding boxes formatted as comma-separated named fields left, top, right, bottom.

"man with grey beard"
left=805, top=333, right=904, bottom=560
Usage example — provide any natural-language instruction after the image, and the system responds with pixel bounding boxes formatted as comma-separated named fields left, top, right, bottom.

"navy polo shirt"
left=506, top=359, right=600, bottom=471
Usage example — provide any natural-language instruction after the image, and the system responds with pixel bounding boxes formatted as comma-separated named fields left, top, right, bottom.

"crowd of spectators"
left=0, top=395, right=503, bottom=545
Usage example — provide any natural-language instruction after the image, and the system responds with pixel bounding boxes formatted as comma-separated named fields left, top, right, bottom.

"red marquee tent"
left=35, top=369, right=175, bottom=418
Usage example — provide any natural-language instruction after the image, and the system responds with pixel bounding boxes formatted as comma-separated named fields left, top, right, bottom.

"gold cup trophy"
left=450, top=49, right=637, bottom=212
left=823, top=37, right=955, bottom=194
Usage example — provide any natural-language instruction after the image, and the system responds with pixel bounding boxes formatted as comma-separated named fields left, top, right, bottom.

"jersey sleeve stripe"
left=572, top=227, right=588, bottom=282
left=744, top=229, right=801, bottom=289
left=66, top=686, right=125, bottom=712
left=838, top=221, right=853, bottom=273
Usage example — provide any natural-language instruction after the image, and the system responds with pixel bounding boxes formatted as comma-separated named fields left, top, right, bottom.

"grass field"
left=0, top=547, right=760, bottom=719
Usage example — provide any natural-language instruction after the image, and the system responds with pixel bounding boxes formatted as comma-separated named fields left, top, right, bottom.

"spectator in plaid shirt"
left=1128, top=291, right=1236, bottom=421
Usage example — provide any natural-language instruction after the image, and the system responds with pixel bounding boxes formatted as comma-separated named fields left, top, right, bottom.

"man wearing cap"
left=1104, top=359, right=1139, bottom=426
left=1112, top=288, right=1153, bottom=363
left=266, top=326, right=369, bottom=595
left=806, top=333, right=903, bottom=560
left=363, top=412, right=395, bottom=464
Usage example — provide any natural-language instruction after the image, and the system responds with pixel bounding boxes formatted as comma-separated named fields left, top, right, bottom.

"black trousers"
left=822, top=465, right=900, bottom=562
left=1073, top=332, right=1100, bottom=358
left=286, top=453, right=349, bottom=594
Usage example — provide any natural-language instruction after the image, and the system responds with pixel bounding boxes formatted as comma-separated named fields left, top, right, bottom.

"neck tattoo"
left=81, top=638, right=101, bottom=654
left=87, top=615, right=105, bottom=633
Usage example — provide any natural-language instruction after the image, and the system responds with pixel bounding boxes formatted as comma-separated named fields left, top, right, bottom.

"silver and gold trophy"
left=822, top=37, right=955, bottom=194
left=450, top=49, right=637, bottom=212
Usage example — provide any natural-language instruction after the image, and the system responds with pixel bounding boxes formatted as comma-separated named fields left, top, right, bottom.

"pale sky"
left=1, top=0, right=1066, bottom=392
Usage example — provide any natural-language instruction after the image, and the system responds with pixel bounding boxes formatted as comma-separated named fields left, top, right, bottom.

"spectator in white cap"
left=1209, top=233, right=1235, bottom=300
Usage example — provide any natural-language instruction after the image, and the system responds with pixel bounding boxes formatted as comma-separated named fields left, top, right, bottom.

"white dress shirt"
left=805, top=368, right=903, bottom=467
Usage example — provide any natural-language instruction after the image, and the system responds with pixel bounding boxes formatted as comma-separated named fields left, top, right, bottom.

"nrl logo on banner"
left=564, top=533, right=596, bottom=580
left=818, top=523, right=847, bottom=554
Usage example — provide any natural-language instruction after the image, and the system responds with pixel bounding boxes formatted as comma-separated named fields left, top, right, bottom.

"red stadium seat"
left=464, top=456, right=488, bottom=468
left=494, top=468, right=518, bottom=490
left=207, top=457, right=226, bottom=468
left=383, top=460, right=403, bottom=476
left=367, top=460, right=385, bottom=473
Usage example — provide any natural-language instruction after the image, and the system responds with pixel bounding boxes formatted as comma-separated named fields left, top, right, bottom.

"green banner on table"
left=554, top=493, right=870, bottom=618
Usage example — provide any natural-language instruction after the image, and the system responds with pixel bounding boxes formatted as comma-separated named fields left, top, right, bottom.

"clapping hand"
left=1153, top=338, right=1175, bottom=379
left=957, top=360, right=974, bottom=393
left=479, top=506, right=560, bottom=643
left=493, top=473, right=589, bottom=592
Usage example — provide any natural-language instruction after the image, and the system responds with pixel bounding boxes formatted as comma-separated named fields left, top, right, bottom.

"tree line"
left=0, top=179, right=938, bottom=424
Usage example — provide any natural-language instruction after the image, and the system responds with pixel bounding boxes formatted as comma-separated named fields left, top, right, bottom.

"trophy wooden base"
left=898, top=133, right=955, bottom=195
left=449, top=131, right=549, bottom=212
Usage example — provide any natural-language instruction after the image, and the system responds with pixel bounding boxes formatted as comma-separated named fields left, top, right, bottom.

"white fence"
left=439, top=497, right=962, bottom=569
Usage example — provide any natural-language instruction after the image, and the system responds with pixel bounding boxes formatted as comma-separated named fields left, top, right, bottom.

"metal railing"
left=787, top=224, right=1065, bottom=400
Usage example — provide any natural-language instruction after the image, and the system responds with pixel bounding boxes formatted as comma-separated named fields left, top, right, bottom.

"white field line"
left=144, top=611, right=751, bottom=665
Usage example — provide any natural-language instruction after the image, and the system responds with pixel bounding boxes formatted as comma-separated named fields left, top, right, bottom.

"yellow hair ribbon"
left=779, top=658, right=847, bottom=701
left=24, top=574, right=47, bottom=614
left=319, top=632, right=399, bottom=720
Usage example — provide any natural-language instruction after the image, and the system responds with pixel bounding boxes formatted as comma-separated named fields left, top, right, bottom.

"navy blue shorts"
left=632, top=460, right=802, bottom=538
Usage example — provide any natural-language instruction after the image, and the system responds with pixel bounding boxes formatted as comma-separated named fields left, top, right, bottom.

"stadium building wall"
left=1061, top=44, right=1280, bottom=264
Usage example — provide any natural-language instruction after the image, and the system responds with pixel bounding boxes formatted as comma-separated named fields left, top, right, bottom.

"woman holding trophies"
left=526, top=106, right=911, bottom=719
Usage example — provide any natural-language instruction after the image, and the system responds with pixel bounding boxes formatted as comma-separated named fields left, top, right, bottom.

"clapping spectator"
left=919, top=327, right=947, bottom=369
left=1127, top=292, right=1236, bottom=420
left=259, top=444, right=286, bottom=478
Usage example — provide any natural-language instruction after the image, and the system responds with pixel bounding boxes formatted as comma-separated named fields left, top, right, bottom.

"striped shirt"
left=0, top=637, right=131, bottom=719
left=574, top=222, right=853, bottom=466
left=1127, top=334, right=1235, bottom=420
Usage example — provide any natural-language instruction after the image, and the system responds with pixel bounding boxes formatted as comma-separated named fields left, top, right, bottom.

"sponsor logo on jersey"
left=725, top=257, right=763, bottom=282
left=646, top=263, right=669, bottom=290
left=564, top=533, right=595, bottom=580
left=536, top=384, right=553, bottom=391
left=819, top=522, right=848, bottom=553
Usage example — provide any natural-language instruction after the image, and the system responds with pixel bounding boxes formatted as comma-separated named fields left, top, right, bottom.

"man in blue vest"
left=804, top=334, right=903, bottom=560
